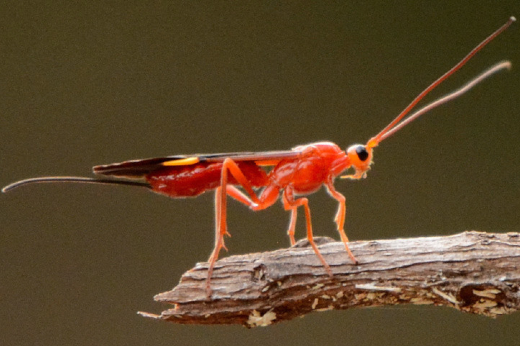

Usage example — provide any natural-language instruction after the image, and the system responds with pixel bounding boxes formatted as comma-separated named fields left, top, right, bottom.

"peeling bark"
left=139, top=231, right=520, bottom=327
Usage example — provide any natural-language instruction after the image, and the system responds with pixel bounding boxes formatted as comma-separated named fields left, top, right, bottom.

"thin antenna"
left=379, top=60, right=512, bottom=141
left=367, top=16, right=516, bottom=148
left=2, top=176, right=151, bottom=193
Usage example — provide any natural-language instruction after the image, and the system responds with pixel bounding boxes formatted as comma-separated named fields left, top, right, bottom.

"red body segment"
left=272, top=142, right=351, bottom=194
left=147, top=161, right=269, bottom=198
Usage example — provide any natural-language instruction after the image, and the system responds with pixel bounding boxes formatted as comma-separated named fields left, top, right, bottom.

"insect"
left=3, top=17, right=515, bottom=296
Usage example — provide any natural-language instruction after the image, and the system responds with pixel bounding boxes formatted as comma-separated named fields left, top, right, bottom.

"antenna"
left=367, top=16, right=515, bottom=148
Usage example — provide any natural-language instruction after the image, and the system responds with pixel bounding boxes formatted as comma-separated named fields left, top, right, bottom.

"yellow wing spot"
left=255, top=160, right=280, bottom=166
left=162, top=157, right=200, bottom=166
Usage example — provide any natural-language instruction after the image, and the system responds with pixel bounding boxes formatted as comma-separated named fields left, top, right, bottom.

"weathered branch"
left=139, top=231, right=520, bottom=327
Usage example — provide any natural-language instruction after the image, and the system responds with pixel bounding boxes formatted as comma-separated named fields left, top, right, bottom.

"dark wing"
left=93, top=150, right=302, bottom=178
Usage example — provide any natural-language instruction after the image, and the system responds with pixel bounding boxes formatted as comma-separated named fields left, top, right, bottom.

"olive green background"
left=1, top=2, right=519, bottom=346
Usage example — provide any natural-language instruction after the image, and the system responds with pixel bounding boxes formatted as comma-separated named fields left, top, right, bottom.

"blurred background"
left=1, top=2, right=519, bottom=345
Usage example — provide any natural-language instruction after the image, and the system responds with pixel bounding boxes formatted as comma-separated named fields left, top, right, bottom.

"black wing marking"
left=93, top=150, right=301, bottom=178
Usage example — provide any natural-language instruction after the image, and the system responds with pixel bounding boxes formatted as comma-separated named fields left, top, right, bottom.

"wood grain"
left=139, top=231, right=520, bottom=327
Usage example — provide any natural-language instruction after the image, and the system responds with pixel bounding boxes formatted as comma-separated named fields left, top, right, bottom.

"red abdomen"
left=146, top=162, right=269, bottom=198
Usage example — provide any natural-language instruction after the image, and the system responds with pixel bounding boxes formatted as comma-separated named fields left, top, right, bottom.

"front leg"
left=325, top=178, right=358, bottom=264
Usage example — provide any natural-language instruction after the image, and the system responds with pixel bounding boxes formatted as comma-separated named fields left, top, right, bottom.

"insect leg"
left=281, top=192, right=298, bottom=245
left=205, top=158, right=278, bottom=296
left=206, top=186, right=225, bottom=295
left=288, top=206, right=298, bottom=246
left=283, top=187, right=333, bottom=278
left=325, top=179, right=358, bottom=264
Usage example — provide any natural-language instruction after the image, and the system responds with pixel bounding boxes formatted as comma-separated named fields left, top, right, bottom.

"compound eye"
left=355, top=145, right=369, bottom=161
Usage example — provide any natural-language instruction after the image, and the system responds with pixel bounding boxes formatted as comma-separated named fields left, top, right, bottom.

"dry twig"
left=139, top=231, right=520, bottom=327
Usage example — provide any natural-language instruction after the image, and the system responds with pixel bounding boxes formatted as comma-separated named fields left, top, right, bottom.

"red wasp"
left=3, top=17, right=515, bottom=296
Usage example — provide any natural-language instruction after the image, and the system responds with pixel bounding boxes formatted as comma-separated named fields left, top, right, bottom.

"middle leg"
left=283, top=187, right=333, bottom=277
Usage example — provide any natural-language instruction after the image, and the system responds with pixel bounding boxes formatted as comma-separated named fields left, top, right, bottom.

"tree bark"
left=138, top=231, right=520, bottom=327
